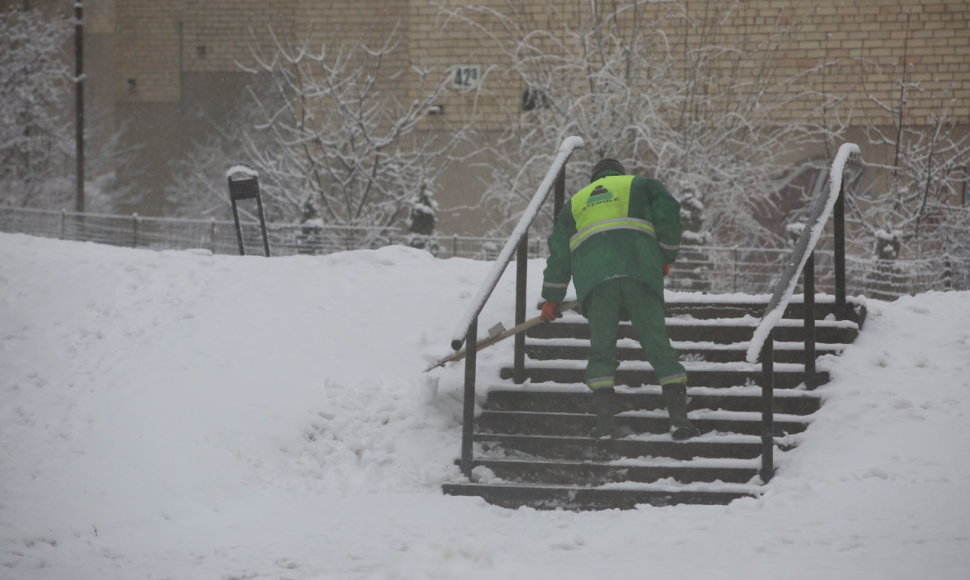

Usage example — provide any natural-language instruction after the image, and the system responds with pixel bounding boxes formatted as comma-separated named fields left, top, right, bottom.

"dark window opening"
left=522, top=88, right=550, bottom=112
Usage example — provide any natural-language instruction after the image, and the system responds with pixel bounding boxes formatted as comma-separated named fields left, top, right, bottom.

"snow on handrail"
left=450, top=136, right=584, bottom=351
left=746, top=143, right=860, bottom=363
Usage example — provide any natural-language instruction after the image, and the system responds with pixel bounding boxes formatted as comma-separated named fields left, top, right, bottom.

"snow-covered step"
left=644, top=294, right=866, bottom=323
left=523, top=337, right=848, bottom=364
left=442, top=481, right=760, bottom=510
left=476, top=409, right=810, bottom=438
left=526, top=316, right=860, bottom=344
left=474, top=433, right=775, bottom=462
left=483, top=384, right=823, bottom=415
left=526, top=337, right=848, bottom=350
left=443, top=295, right=867, bottom=510
left=501, top=360, right=825, bottom=388
left=464, top=457, right=760, bottom=486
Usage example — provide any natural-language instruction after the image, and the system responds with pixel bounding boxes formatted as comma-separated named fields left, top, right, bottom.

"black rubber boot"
left=589, top=387, right=617, bottom=439
left=662, top=383, right=700, bottom=441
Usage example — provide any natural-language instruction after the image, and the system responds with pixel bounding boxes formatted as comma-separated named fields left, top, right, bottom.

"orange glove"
left=540, top=301, right=561, bottom=322
left=663, top=263, right=671, bottom=276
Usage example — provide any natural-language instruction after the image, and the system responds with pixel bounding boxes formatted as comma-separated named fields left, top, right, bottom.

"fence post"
left=209, top=218, right=217, bottom=253
left=131, top=213, right=140, bottom=248
left=733, top=246, right=740, bottom=292
left=60, top=209, right=66, bottom=239
left=943, top=254, right=953, bottom=290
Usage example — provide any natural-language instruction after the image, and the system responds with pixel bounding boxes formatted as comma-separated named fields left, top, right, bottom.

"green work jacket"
left=542, top=172, right=683, bottom=305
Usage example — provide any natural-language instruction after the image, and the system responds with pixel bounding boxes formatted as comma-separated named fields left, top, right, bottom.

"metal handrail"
left=449, top=136, right=584, bottom=476
left=450, top=136, right=584, bottom=351
left=747, top=142, right=860, bottom=483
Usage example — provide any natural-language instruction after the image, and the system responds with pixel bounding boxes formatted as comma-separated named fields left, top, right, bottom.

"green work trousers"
left=583, top=277, right=687, bottom=390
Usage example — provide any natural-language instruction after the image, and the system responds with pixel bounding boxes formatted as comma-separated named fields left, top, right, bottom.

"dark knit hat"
left=590, top=157, right=626, bottom=181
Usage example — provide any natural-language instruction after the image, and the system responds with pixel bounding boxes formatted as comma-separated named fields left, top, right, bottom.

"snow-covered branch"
left=440, top=1, right=834, bottom=245
left=0, top=6, right=72, bottom=208
left=169, top=25, right=482, bottom=246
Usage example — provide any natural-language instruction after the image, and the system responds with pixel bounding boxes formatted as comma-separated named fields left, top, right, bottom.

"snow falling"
left=1, top=232, right=969, bottom=579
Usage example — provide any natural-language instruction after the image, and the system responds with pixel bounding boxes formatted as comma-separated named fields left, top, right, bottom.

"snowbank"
left=1, top=233, right=968, bottom=579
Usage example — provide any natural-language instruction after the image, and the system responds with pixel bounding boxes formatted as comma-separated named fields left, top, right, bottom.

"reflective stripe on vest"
left=568, top=175, right=656, bottom=251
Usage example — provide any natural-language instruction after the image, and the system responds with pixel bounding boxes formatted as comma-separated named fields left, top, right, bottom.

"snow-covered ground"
left=1, top=232, right=968, bottom=580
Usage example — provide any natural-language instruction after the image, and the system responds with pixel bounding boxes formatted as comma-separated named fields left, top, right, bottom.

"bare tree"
left=168, top=26, right=478, bottom=249
left=854, top=114, right=970, bottom=259
left=439, top=1, right=836, bottom=246
left=165, top=124, right=250, bottom=220
left=0, top=5, right=72, bottom=208
left=1, top=5, right=139, bottom=213
left=847, top=16, right=970, bottom=260
left=245, top=28, right=474, bottom=237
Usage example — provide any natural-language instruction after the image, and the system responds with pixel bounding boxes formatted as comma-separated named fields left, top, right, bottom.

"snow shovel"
left=424, top=300, right=579, bottom=372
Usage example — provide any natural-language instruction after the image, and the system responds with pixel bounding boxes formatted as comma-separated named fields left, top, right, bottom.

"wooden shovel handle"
left=424, top=300, right=579, bottom=372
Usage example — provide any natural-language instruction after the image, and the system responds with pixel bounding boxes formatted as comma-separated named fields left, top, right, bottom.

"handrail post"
left=744, top=143, right=859, bottom=488
left=803, top=252, right=817, bottom=389
left=444, top=136, right=583, bottom=481
left=943, top=253, right=953, bottom=290
left=834, top=178, right=847, bottom=320
left=514, top=236, right=528, bottom=382
left=460, top=317, right=478, bottom=477
left=733, top=245, right=740, bottom=292
left=760, top=331, right=775, bottom=483
left=553, top=166, right=566, bottom=221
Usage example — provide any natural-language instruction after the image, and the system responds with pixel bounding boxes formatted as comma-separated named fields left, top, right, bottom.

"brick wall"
left=114, top=0, right=970, bottom=124
left=115, top=0, right=296, bottom=103
left=115, top=0, right=180, bottom=102
left=420, top=0, right=970, bottom=128
left=767, top=0, right=970, bottom=126
left=105, top=0, right=969, bottom=227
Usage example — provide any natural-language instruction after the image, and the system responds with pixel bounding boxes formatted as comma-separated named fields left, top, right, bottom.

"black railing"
left=747, top=143, right=861, bottom=483
left=449, top=136, right=584, bottom=476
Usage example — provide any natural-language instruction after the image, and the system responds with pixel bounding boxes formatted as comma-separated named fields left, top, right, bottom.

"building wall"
left=102, top=0, right=969, bottom=230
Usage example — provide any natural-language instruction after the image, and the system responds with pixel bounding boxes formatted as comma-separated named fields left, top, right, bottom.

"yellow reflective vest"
left=542, top=173, right=683, bottom=305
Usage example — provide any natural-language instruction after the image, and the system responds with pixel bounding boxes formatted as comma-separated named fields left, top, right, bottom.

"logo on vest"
left=586, top=184, right=615, bottom=206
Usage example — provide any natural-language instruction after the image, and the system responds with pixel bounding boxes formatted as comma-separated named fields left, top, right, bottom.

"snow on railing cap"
left=226, top=165, right=258, bottom=180
left=559, top=136, right=584, bottom=153
left=745, top=142, right=860, bottom=364
left=449, top=135, right=584, bottom=351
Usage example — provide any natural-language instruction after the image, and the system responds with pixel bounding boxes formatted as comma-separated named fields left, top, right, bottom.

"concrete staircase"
left=442, top=295, right=866, bottom=510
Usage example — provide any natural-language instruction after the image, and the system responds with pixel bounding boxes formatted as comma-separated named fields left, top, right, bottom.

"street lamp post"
left=74, top=0, right=85, bottom=213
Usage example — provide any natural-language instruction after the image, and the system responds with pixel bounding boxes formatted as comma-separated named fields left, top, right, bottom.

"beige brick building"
left=70, top=0, right=970, bottom=233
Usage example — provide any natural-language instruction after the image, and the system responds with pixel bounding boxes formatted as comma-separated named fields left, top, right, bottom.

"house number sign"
left=451, top=65, right=481, bottom=90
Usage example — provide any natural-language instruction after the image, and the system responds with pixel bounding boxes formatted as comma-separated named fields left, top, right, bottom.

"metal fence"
left=667, top=244, right=968, bottom=298
left=2, top=206, right=966, bottom=299
left=0, top=206, right=513, bottom=260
